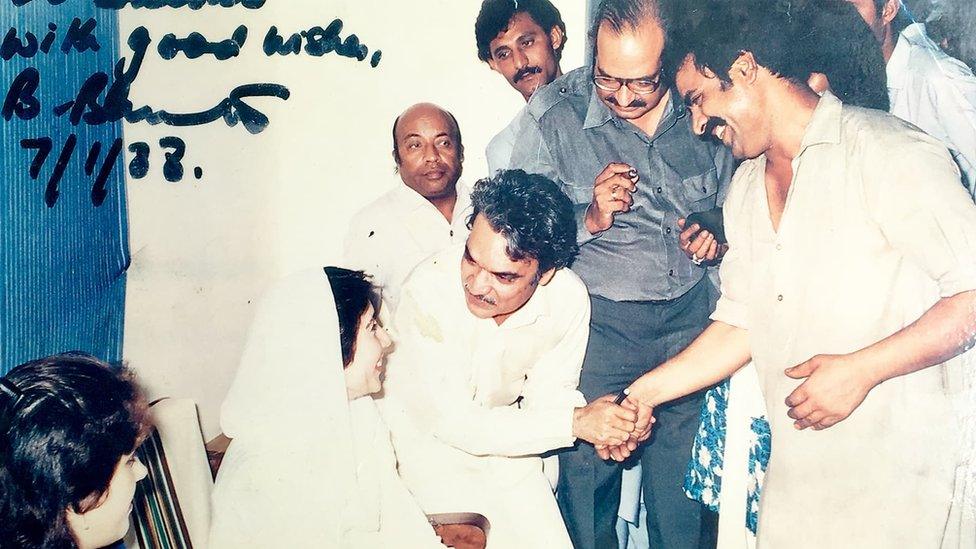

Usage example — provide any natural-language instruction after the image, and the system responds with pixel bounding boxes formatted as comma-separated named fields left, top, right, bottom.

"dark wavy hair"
left=324, top=267, right=380, bottom=367
left=467, top=169, right=578, bottom=275
left=794, top=0, right=889, bottom=110
left=667, top=0, right=809, bottom=87
left=0, top=352, right=149, bottom=549
left=475, top=0, right=567, bottom=62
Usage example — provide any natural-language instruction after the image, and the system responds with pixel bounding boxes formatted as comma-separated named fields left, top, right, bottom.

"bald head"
left=391, top=103, right=464, bottom=203
left=392, top=103, right=463, bottom=165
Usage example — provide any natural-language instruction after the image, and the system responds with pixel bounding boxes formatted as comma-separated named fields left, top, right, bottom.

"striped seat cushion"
left=130, top=429, right=193, bottom=549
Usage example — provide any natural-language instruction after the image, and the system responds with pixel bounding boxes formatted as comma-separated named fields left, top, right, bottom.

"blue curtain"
left=0, top=1, right=127, bottom=373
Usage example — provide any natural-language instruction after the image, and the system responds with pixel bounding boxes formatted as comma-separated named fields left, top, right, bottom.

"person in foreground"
left=381, top=170, right=648, bottom=549
left=209, top=267, right=446, bottom=548
left=611, top=1, right=976, bottom=546
left=0, top=352, right=149, bottom=549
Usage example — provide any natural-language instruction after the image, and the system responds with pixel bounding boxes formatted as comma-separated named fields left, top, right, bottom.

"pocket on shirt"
left=680, top=168, right=719, bottom=210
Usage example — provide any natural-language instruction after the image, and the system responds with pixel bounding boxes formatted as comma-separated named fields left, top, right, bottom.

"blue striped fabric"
left=0, top=0, right=128, bottom=374
left=132, top=428, right=193, bottom=549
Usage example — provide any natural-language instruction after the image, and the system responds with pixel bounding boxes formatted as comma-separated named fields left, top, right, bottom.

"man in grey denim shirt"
left=508, top=1, right=733, bottom=547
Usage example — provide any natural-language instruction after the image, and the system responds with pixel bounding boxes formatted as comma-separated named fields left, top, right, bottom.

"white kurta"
left=888, top=23, right=976, bottom=197
left=713, top=92, right=976, bottom=548
left=343, top=182, right=472, bottom=309
left=380, top=245, right=590, bottom=549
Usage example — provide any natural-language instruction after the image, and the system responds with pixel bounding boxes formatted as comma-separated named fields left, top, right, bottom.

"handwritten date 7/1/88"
left=20, top=134, right=199, bottom=208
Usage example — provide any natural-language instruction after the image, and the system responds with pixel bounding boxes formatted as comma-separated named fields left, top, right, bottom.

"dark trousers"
left=558, top=278, right=716, bottom=549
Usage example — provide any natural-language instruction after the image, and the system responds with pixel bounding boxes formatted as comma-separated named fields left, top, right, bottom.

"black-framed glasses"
left=593, top=72, right=664, bottom=95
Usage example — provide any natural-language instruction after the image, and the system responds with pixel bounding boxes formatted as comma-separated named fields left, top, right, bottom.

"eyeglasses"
left=593, top=72, right=664, bottom=95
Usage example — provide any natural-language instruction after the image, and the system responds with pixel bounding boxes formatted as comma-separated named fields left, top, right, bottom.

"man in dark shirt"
left=508, top=0, right=733, bottom=547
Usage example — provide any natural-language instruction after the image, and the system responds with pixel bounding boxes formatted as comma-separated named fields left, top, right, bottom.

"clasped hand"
left=573, top=394, right=655, bottom=462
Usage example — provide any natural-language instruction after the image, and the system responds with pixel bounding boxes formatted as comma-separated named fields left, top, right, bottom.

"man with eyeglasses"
left=508, top=1, right=732, bottom=548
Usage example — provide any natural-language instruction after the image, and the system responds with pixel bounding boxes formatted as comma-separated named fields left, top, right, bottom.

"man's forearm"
left=627, top=321, right=751, bottom=407
left=848, top=290, right=976, bottom=386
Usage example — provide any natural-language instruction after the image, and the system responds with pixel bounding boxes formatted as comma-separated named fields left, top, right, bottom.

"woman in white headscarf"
left=208, top=267, right=446, bottom=548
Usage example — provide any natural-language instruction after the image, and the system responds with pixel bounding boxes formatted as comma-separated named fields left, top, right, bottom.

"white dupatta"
left=209, top=269, right=383, bottom=547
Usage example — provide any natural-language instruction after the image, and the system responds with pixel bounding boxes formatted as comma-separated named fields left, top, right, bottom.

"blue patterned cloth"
left=684, top=380, right=771, bottom=534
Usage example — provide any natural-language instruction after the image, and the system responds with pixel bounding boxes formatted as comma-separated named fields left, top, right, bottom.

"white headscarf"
left=209, top=268, right=383, bottom=547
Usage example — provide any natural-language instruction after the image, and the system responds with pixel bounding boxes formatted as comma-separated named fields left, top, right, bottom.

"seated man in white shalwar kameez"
left=380, top=169, right=651, bottom=549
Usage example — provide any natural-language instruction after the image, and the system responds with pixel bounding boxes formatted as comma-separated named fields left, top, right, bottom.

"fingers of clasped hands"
left=585, top=163, right=639, bottom=234
left=677, top=218, right=727, bottom=265
left=582, top=394, right=655, bottom=463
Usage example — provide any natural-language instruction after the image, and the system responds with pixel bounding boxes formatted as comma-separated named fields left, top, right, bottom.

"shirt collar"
left=583, top=81, right=615, bottom=130
left=392, top=180, right=467, bottom=225
left=797, top=90, right=843, bottom=154
left=887, top=23, right=926, bottom=91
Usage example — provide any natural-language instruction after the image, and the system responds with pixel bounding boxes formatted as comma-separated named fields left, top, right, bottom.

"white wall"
left=121, top=0, right=587, bottom=438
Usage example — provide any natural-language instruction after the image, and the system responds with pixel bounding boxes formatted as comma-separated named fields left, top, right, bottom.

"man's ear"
left=392, top=148, right=400, bottom=173
left=549, top=25, right=565, bottom=53
left=881, top=0, right=900, bottom=25
left=807, top=72, right=830, bottom=96
left=729, top=51, right=759, bottom=85
left=538, top=268, right=556, bottom=286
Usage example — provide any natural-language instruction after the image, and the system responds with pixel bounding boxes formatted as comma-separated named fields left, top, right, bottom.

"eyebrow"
left=463, top=245, right=522, bottom=280
left=403, top=131, right=452, bottom=140
left=594, top=66, right=659, bottom=81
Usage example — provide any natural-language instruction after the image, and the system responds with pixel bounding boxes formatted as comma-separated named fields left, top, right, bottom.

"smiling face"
left=675, top=54, right=771, bottom=160
left=487, top=11, right=563, bottom=101
left=343, top=303, right=393, bottom=400
left=593, top=19, right=668, bottom=123
left=66, top=453, right=148, bottom=549
left=393, top=104, right=463, bottom=201
left=460, top=214, right=555, bottom=325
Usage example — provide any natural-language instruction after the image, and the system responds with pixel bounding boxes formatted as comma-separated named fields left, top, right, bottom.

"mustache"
left=703, top=116, right=728, bottom=136
left=513, top=66, right=542, bottom=83
left=464, top=284, right=497, bottom=305
left=605, top=95, right=647, bottom=109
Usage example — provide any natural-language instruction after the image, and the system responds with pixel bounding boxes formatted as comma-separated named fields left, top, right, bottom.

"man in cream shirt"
left=343, top=103, right=471, bottom=308
left=616, top=2, right=976, bottom=546
left=380, top=170, right=649, bottom=549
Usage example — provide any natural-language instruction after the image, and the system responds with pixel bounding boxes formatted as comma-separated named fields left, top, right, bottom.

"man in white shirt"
left=474, top=0, right=567, bottom=173
left=343, top=103, right=471, bottom=308
left=614, top=2, right=976, bottom=546
left=849, top=0, right=976, bottom=196
left=381, top=170, right=650, bottom=548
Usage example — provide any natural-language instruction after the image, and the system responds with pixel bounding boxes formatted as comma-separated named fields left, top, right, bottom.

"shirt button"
left=668, top=269, right=674, bottom=276
left=666, top=227, right=672, bottom=234
left=559, top=87, right=567, bottom=93
left=777, top=294, right=784, bottom=302
left=656, top=186, right=663, bottom=193
left=701, top=186, right=707, bottom=192
left=450, top=230, right=454, bottom=237
left=776, top=243, right=782, bottom=251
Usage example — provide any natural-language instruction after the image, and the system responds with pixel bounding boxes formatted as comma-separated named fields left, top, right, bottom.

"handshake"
left=571, top=391, right=655, bottom=462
